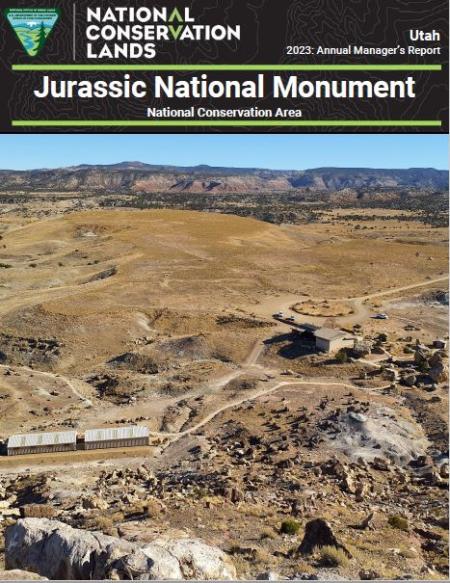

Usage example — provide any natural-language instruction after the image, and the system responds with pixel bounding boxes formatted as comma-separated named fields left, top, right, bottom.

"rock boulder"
left=6, top=518, right=236, bottom=580
left=298, top=518, right=350, bottom=557
left=0, top=570, right=48, bottom=581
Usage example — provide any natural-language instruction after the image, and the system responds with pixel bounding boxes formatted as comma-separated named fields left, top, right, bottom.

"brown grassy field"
left=0, top=207, right=448, bottom=580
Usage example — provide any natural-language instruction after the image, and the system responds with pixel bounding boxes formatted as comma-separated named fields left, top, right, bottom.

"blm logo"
left=5, top=8, right=60, bottom=56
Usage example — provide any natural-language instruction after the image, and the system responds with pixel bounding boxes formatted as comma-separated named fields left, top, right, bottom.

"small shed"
left=84, top=425, right=150, bottom=450
left=314, top=328, right=355, bottom=353
left=7, top=430, right=77, bottom=456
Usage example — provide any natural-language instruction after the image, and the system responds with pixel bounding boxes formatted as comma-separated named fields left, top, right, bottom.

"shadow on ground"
left=264, top=333, right=316, bottom=360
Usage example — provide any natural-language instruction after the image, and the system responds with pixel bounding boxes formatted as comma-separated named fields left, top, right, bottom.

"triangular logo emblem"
left=168, top=8, right=184, bottom=23
left=5, top=8, right=60, bottom=57
left=169, top=25, right=183, bottom=40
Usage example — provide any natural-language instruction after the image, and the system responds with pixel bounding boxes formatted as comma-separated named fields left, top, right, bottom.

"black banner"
left=0, top=0, right=448, bottom=133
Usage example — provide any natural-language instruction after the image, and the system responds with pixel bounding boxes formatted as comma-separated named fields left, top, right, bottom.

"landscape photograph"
left=0, top=134, right=448, bottom=581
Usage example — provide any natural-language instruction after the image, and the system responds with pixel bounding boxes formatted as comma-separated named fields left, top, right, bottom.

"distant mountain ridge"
left=0, top=163, right=447, bottom=194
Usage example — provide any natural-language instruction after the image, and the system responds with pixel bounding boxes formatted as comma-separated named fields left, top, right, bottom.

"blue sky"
left=0, top=134, right=447, bottom=170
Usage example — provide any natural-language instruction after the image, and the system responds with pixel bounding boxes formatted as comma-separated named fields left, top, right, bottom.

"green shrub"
left=319, top=545, right=350, bottom=567
left=388, top=514, right=409, bottom=531
left=335, top=349, right=349, bottom=364
left=280, top=518, right=300, bottom=535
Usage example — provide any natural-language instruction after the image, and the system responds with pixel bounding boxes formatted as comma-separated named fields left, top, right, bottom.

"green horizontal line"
left=12, top=120, right=441, bottom=127
left=12, top=64, right=442, bottom=71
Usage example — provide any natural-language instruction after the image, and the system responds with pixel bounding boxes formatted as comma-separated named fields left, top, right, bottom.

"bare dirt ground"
left=0, top=206, right=448, bottom=580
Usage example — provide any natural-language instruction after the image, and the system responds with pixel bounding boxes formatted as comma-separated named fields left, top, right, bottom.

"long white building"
left=83, top=425, right=149, bottom=450
left=7, top=431, right=77, bottom=456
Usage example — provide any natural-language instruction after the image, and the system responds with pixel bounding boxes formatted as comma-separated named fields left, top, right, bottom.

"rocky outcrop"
left=0, top=570, right=48, bottom=580
left=6, top=518, right=133, bottom=580
left=5, top=518, right=237, bottom=580
left=107, top=547, right=183, bottom=580
left=298, top=518, right=350, bottom=557
left=108, top=537, right=239, bottom=580
left=428, top=351, right=448, bottom=383
left=412, top=347, right=448, bottom=384
left=153, top=537, right=237, bottom=579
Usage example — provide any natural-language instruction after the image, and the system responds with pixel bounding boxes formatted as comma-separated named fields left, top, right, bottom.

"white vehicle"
left=374, top=313, right=389, bottom=320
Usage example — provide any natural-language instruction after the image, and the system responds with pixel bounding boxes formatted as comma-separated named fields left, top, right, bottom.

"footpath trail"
left=148, top=378, right=391, bottom=444
left=0, top=364, right=92, bottom=404
left=0, top=251, right=143, bottom=316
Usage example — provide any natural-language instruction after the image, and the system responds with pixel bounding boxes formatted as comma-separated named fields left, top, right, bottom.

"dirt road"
left=148, top=378, right=391, bottom=444
left=244, top=340, right=265, bottom=366
left=350, top=276, right=449, bottom=301
left=0, top=276, right=444, bottom=471
left=1, top=375, right=391, bottom=472
left=0, top=364, right=93, bottom=404
left=258, top=276, right=449, bottom=328
left=339, top=276, right=449, bottom=327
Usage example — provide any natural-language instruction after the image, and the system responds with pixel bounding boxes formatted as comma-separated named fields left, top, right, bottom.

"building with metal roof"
left=313, top=327, right=355, bottom=353
left=83, top=425, right=149, bottom=450
left=7, top=430, right=77, bottom=456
